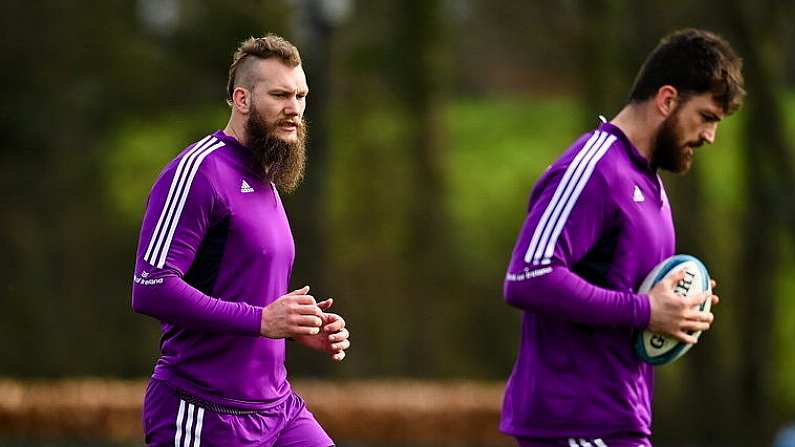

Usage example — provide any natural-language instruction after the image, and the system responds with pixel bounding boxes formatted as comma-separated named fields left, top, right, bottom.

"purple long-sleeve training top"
left=500, top=122, right=675, bottom=440
left=132, top=130, right=294, bottom=410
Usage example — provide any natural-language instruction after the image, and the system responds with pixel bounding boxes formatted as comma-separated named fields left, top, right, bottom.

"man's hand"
left=260, top=286, right=323, bottom=339
left=647, top=271, right=718, bottom=344
left=294, top=298, right=351, bottom=361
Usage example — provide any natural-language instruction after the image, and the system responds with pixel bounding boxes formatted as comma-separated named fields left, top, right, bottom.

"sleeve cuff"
left=632, top=293, right=651, bottom=329
left=245, top=305, right=264, bottom=336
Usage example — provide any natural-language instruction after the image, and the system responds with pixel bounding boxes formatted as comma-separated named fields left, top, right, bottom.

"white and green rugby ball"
left=634, top=254, right=712, bottom=365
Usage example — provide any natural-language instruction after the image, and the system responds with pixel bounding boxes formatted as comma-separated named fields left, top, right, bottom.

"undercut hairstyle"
left=226, top=34, right=302, bottom=106
left=628, top=28, right=745, bottom=114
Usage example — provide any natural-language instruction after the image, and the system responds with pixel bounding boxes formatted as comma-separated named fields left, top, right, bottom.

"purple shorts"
left=143, top=379, right=334, bottom=447
left=516, top=436, right=650, bottom=447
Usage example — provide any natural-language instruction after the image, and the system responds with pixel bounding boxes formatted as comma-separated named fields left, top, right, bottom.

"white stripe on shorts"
left=193, top=407, right=204, bottom=447
left=174, top=399, right=186, bottom=447
left=183, top=403, right=196, bottom=447
left=568, top=437, right=608, bottom=447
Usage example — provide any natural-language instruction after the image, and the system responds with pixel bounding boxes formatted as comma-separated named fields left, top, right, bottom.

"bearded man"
left=132, top=34, right=349, bottom=447
left=500, top=29, right=744, bottom=447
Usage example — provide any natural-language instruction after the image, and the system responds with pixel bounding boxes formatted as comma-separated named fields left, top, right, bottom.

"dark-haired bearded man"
left=500, top=28, right=744, bottom=447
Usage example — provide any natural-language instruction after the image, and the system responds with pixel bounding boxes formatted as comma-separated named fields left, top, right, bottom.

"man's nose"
left=702, top=123, right=717, bottom=144
left=283, top=97, right=301, bottom=117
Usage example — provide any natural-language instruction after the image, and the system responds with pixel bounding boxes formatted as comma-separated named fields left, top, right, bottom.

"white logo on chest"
left=633, top=185, right=645, bottom=202
left=241, top=180, right=255, bottom=193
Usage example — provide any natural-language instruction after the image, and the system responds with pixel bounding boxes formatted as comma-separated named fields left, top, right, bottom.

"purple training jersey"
left=132, top=130, right=294, bottom=410
left=501, top=122, right=675, bottom=441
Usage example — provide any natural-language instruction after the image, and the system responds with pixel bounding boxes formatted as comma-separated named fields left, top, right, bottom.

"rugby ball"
left=634, top=254, right=712, bottom=365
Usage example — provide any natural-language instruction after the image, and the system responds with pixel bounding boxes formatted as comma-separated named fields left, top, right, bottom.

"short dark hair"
left=226, top=34, right=302, bottom=105
left=628, top=29, right=745, bottom=114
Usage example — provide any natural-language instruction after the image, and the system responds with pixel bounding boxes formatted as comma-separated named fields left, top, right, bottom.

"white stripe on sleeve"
left=538, top=134, right=615, bottom=263
left=523, top=131, right=615, bottom=265
left=143, top=135, right=224, bottom=268
left=145, top=135, right=213, bottom=264
left=530, top=132, right=609, bottom=265
left=523, top=131, right=603, bottom=264
left=153, top=138, right=224, bottom=268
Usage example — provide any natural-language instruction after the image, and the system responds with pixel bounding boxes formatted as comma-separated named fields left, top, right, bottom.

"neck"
left=223, top=115, right=248, bottom=147
left=610, top=102, right=660, bottom=162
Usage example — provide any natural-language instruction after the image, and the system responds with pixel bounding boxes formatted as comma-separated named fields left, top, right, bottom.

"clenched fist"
left=260, top=286, right=323, bottom=339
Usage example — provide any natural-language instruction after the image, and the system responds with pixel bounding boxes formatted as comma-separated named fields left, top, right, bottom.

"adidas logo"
left=633, top=185, right=645, bottom=202
left=241, top=180, right=254, bottom=193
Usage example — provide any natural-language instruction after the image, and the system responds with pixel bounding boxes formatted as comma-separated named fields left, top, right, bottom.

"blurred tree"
left=574, top=0, right=635, bottom=121
left=0, top=0, right=143, bottom=375
left=319, top=0, right=458, bottom=377
left=388, top=0, right=454, bottom=376
left=724, top=0, right=795, bottom=443
left=321, top=0, right=417, bottom=376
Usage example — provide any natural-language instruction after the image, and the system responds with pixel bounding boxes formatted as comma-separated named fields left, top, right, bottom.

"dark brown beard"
left=245, top=105, right=307, bottom=193
left=651, top=108, right=691, bottom=174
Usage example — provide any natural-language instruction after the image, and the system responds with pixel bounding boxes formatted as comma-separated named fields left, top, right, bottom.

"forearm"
left=132, top=275, right=262, bottom=336
left=504, top=266, right=650, bottom=329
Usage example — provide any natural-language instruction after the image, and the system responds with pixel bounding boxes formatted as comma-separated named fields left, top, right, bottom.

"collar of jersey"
left=597, top=122, right=656, bottom=174
left=213, top=130, right=256, bottom=163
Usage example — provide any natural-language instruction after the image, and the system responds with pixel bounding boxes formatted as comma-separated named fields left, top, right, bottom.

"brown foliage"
left=0, top=379, right=510, bottom=444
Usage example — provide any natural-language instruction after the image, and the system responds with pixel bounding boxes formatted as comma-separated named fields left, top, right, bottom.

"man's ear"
left=654, top=85, right=679, bottom=117
left=232, top=87, right=251, bottom=114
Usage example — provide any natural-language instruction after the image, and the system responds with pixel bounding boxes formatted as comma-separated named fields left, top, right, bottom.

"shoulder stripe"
left=144, top=135, right=225, bottom=268
left=538, top=133, right=615, bottom=264
left=523, top=131, right=616, bottom=265
left=144, top=135, right=217, bottom=266
left=144, top=135, right=214, bottom=265
left=523, top=130, right=603, bottom=264
left=153, top=138, right=224, bottom=268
